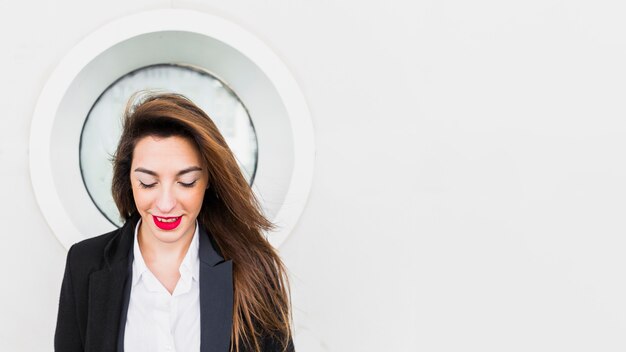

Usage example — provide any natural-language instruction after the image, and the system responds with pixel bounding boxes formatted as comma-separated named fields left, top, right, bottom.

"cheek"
left=184, top=189, right=206, bottom=211
left=131, top=186, right=152, bottom=210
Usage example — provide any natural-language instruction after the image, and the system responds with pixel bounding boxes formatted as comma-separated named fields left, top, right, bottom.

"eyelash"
left=180, top=180, right=197, bottom=188
left=138, top=180, right=197, bottom=189
left=138, top=182, right=155, bottom=189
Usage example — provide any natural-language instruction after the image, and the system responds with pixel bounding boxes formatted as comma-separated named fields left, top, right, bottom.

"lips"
left=152, top=215, right=182, bottom=230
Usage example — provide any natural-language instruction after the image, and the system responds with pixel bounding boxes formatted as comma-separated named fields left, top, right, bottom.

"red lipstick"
left=152, top=215, right=182, bottom=230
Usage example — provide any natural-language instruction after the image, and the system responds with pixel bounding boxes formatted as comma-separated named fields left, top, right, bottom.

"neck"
left=137, top=221, right=195, bottom=266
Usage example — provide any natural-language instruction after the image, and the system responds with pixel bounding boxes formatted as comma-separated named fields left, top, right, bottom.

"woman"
left=55, top=92, right=294, bottom=352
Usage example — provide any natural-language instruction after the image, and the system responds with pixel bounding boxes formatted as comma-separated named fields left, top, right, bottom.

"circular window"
left=80, top=64, right=258, bottom=227
left=30, top=9, right=314, bottom=249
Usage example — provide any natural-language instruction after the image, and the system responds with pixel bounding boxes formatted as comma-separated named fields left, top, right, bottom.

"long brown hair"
left=111, top=92, right=292, bottom=352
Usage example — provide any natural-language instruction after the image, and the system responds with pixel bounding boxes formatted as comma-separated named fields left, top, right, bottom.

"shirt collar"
left=181, top=220, right=200, bottom=282
left=131, top=218, right=200, bottom=288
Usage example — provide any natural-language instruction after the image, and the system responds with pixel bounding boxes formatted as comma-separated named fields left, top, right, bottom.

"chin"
left=151, top=226, right=191, bottom=243
left=153, top=232, right=187, bottom=244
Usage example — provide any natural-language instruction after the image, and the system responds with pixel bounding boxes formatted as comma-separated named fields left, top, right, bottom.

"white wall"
left=2, top=0, right=626, bottom=351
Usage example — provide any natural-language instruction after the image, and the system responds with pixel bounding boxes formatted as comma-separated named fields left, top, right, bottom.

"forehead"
left=131, top=135, right=203, bottom=168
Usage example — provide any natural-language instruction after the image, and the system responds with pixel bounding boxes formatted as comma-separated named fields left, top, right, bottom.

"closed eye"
left=179, top=180, right=198, bottom=188
left=139, top=181, right=156, bottom=189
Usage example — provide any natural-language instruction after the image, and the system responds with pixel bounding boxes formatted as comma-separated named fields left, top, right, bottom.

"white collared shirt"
left=124, top=219, right=201, bottom=352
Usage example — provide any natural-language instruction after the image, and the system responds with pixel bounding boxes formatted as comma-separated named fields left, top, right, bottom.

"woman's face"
left=130, top=135, right=209, bottom=246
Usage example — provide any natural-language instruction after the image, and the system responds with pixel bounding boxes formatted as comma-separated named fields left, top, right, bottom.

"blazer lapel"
left=116, top=243, right=134, bottom=352
left=85, top=214, right=137, bottom=352
left=199, top=225, right=234, bottom=352
left=86, top=261, right=130, bottom=352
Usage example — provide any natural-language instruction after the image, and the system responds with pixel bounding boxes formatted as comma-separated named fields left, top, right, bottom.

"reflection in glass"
left=80, top=64, right=258, bottom=227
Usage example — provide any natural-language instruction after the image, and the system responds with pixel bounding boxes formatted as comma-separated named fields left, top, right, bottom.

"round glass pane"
left=80, top=63, right=258, bottom=227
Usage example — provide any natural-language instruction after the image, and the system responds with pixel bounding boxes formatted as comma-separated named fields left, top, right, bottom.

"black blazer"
left=54, top=213, right=294, bottom=352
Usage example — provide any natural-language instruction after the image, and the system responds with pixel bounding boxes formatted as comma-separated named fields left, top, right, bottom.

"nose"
left=155, top=185, right=177, bottom=214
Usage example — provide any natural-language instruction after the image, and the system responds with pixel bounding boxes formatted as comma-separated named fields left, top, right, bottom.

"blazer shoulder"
left=67, top=228, right=122, bottom=272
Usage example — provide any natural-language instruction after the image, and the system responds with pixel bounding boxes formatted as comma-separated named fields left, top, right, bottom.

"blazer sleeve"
left=54, top=245, right=84, bottom=351
left=262, top=331, right=295, bottom=352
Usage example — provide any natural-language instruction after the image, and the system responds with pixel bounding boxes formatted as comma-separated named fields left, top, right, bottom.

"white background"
left=2, top=0, right=626, bottom=351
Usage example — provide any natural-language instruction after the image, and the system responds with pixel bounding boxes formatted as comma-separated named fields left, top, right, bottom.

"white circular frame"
left=30, top=9, right=314, bottom=249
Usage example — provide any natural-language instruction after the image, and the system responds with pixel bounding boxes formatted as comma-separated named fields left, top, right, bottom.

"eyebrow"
left=133, top=166, right=203, bottom=177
